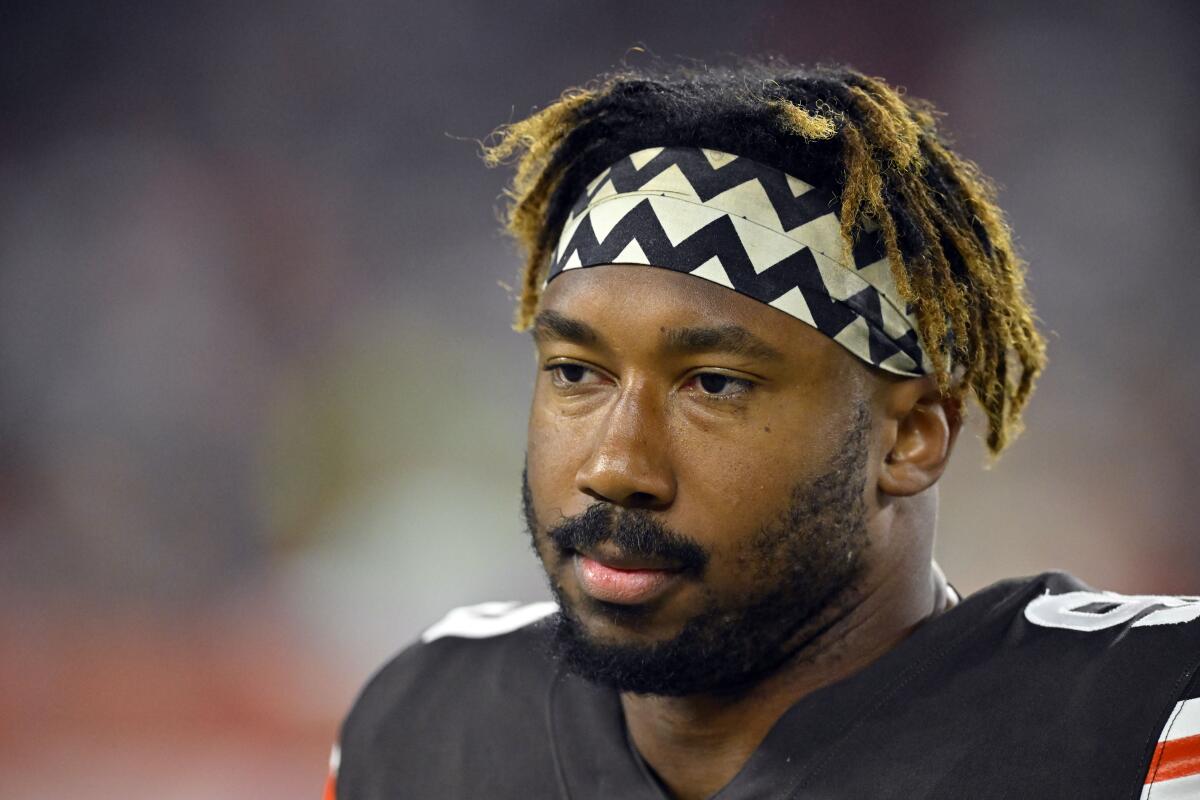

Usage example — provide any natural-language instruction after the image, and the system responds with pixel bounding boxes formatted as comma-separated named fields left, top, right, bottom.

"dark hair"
left=483, top=61, right=1045, bottom=455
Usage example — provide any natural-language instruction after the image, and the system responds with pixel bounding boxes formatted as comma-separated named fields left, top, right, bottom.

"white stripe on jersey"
left=1142, top=770, right=1200, bottom=799
left=421, top=600, right=558, bottom=643
left=1143, top=694, right=1200, bottom=797
left=1159, top=698, right=1200, bottom=742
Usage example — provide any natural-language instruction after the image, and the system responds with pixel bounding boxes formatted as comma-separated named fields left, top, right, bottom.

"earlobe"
left=877, top=377, right=960, bottom=497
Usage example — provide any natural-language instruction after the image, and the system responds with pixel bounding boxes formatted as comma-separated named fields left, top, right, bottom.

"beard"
left=522, top=404, right=872, bottom=697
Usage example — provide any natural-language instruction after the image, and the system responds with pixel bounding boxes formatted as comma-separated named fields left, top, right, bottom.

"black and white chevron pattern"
left=548, top=147, right=929, bottom=376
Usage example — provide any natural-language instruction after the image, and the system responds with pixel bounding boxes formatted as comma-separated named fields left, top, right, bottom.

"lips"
left=573, top=549, right=683, bottom=605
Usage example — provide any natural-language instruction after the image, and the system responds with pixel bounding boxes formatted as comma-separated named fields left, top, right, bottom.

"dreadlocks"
left=482, top=62, right=1046, bottom=456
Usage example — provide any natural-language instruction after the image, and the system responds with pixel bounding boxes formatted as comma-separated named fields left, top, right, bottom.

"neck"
left=620, top=499, right=954, bottom=800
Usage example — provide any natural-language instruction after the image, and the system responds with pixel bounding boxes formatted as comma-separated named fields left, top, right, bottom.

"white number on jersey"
left=421, top=600, right=559, bottom=643
left=1024, top=590, right=1200, bottom=632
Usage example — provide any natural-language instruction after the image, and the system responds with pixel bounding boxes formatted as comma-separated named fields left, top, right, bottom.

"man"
left=326, top=64, right=1200, bottom=799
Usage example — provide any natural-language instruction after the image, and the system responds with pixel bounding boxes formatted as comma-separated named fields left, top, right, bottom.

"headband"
left=547, top=147, right=931, bottom=376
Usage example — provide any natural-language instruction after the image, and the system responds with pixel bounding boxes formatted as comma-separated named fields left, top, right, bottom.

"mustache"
left=545, top=503, right=709, bottom=575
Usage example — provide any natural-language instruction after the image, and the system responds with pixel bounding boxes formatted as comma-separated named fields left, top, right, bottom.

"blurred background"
left=1, top=1, right=1198, bottom=797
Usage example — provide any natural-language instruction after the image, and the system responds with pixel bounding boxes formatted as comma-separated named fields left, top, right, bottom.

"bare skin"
left=525, top=265, right=961, bottom=800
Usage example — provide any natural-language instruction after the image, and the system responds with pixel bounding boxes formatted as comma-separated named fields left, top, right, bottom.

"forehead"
left=542, top=265, right=783, bottom=328
left=537, top=264, right=855, bottom=370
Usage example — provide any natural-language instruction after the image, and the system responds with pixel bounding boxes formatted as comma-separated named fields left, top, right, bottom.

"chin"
left=555, top=577, right=692, bottom=643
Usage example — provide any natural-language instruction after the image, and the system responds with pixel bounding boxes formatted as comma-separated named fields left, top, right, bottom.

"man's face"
left=524, top=265, right=883, bottom=695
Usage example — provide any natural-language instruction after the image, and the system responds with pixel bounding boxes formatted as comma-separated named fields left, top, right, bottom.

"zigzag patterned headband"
left=547, top=147, right=931, bottom=376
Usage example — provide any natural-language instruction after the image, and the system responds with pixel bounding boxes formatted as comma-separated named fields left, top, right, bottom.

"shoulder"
left=1009, top=576, right=1200, bottom=797
left=336, top=600, right=563, bottom=799
left=344, top=599, right=559, bottom=735
left=796, top=572, right=1200, bottom=797
left=973, top=572, right=1200, bottom=793
left=966, top=571, right=1200, bottom=685
left=1003, top=571, right=1200, bottom=702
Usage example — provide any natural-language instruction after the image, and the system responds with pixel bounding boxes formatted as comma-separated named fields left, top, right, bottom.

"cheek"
left=663, top=428, right=789, bottom=571
left=671, top=409, right=827, bottom=514
left=667, top=402, right=857, bottom=557
left=526, top=393, right=591, bottom=523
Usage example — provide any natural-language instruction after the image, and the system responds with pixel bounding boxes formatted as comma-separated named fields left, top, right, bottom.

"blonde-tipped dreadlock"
left=482, top=63, right=1046, bottom=456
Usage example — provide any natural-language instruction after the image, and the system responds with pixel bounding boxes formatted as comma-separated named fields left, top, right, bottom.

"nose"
left=575, top=382, right=676, bottom=510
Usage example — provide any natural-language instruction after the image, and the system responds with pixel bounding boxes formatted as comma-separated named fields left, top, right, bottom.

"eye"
left=545, top=362, right=606, bottom=388
left=687, top=372, right=754, bottom=399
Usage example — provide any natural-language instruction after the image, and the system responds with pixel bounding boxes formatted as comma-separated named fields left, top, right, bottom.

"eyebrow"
left=532, top=310, right=601, bottom=347
left=662, top=324, right=783, bottom=362
left=533, top=311, right=782, bottom=362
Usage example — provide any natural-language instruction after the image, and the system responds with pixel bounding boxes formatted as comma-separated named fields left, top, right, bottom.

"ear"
left=876, top=375, right=962, bottom=497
